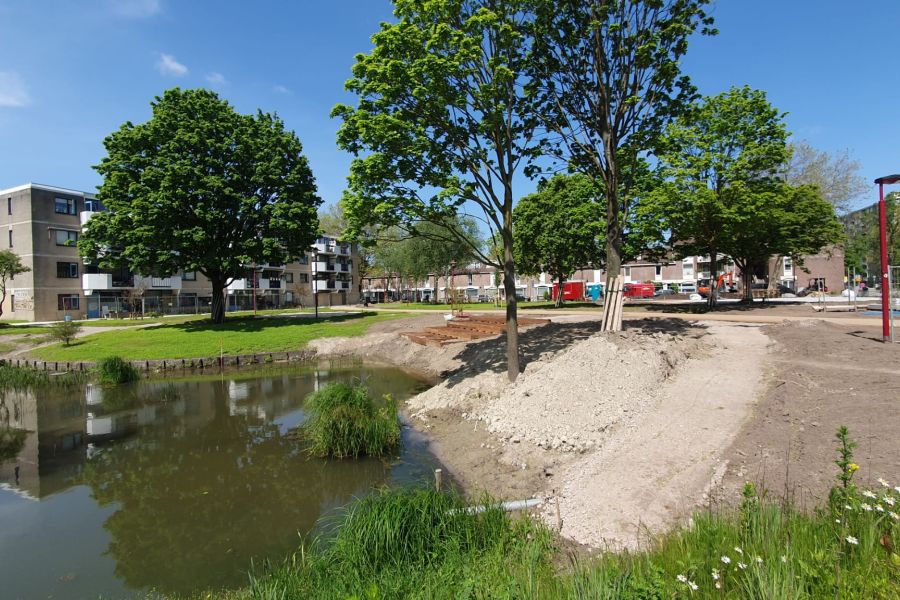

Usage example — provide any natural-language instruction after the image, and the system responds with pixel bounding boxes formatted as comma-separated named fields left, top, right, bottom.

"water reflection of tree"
left=0, top=390, right=27, bottom=461
left=79, top=380, right=388, bottom=595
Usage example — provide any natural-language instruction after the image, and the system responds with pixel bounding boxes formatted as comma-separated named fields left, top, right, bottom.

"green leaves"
left=81, top=88, right=321, bottom=322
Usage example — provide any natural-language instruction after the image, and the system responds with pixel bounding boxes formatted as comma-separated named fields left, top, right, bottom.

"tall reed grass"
left=302, top=382, right=401, bottom=458
left=96, top=356, right=140, bottom=384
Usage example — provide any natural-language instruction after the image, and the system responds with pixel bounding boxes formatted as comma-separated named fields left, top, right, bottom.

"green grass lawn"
left=0, top=326, right=54, bottom=336
left=31, top=312, right=407, bottom=361
left=377, top=301, right=604, bottom=311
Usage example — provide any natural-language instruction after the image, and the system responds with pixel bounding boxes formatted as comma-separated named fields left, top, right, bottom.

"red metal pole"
left=879, top=182, right=890, bottom=341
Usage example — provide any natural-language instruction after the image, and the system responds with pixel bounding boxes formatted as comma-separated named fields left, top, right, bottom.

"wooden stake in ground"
left=601, top=275, right=625, bottom=332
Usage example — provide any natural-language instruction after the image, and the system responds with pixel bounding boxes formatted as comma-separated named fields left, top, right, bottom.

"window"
left=55, top=229, right=79, bottom=246
left=55, top=197, right=77, bottom=215
left=84, top=199, right=99, bottom=212
left=57, top=262, right=79, bottom=278
left=467, top=274, right=474, bottom=286
left=299, top=273, right=310, bottom=284
left=7, top=229, right=11, bottom=248
left=299, top=255, right=309, bottom=265
left=655, top=265, right=662, bottom=277
left=181, top=271, right=196, bottom=281
left=783, top=257, right=793, bottom=275
left=284, top=272, right=294, bottom=283
left=7, top=197, right=11, bottom=215
left=58, top=294, right=80, bottom=310
left=9, top=294, right=14, bottom=312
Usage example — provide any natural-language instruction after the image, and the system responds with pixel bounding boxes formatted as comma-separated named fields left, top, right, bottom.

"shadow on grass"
left=441, top=317, right=705, bottom=387
left=161, top=312, right=372, bottom=334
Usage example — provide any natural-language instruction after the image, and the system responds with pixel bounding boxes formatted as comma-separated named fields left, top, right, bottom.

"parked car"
left=654, top=288, right=675, bottom=297
left=515, top=293, right=530, bottom=302
left=476, top=294, right=491, bottom=303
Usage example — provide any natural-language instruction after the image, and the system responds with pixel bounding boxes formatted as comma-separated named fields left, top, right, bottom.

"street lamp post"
left=874, top=174, right=900, bottom=342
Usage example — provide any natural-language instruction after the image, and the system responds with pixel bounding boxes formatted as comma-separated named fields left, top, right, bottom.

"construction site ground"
left=312, top=304, right=900, bottom=550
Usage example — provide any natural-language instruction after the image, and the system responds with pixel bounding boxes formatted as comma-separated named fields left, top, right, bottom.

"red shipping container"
left=623, top=282, right=655, bottom=298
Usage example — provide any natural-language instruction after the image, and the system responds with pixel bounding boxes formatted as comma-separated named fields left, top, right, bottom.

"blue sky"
left=0, top=0, right=897, bottom=211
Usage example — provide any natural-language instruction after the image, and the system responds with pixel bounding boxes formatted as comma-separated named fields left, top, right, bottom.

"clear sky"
left=1, top=0, right=897, bottom=211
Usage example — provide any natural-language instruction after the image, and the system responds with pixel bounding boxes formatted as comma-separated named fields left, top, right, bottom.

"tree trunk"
left=502, top=208, right=520, bottom=382
left=707, top=249, right=718, bottom=310
left=210, top=277, right=226, bottom=324
left=555, top=275, right=565, bottom=308
left=603, top=137, right=622, bottom=291
left=742, top=266, right=754, bottom=302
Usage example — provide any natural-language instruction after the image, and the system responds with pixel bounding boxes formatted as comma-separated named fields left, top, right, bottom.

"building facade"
left=0, top=183, right=358, bottom=321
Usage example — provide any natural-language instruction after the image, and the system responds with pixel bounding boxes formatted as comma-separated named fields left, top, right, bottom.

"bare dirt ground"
left=309, top=310, right=898, bottom=550
left=718, top=320, right=900, bottom=505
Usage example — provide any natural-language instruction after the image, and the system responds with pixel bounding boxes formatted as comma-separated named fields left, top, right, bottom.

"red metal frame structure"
left=874, top=174, right=900, bottom=341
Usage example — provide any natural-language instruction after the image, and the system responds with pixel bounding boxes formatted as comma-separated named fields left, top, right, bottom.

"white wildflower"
left=862, top=490, right=877, bottom=499
left=734, top=546, right=743, bottom=555
left=845, top=535, right=858, bottom=545
left=711, top=569, right=720, bottom=581
left=755, top=556, right=763, bottom=564
left=890, top=512, right=899, bottom=521
left=835, top=518, right=841, bottom=524
left=737, top=562, right=747, bottom=570
left=876, top=505, right=885, bottom=513
left=884, top=496, right=895, bottom=507
left=877, top=477, right=890, bottom=487
left=845, top=504, right=853, bottom=510
left=780, top=555, right=787, bottom=563
left=688, top=581, right=698, bottom=592
left=894, top=486, right=900, bottom=494
left=721, top=556, right=731, bottom=565
left=861, top=503, right=873, bottom=511
left=715, top=582, right=722, bottom=590
left=677, top=574, right=688, bottom=583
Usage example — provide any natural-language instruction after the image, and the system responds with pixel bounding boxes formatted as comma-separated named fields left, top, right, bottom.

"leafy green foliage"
left=648, top=86, right=842, bottom=302
left=0, top=250, right=30, bottom=319
left=844, top=191, right=900, bottom=278
left=529, top=0, right=716, bottom=279
left=333, top=0, right=543, bottom=380
left=302, top=383, right=400, bottom=458
left=513, top=174, right=604, bottom=305
left=48, top=320, right=82, bottom=346
left=97, top=356, right=140, bottom=384
left=80, top=88, right=321, bottom=323
left=786, top=141, right=868, bottom=214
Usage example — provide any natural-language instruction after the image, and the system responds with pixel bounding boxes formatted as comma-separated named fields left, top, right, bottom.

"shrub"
left=48, top=320, right=82, bottom=346
left=97, top=356, right=140, bottom=384
left=302, top=382, right=400, bottom=458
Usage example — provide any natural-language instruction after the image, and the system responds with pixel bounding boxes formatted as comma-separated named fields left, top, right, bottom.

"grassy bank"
left=181, top=429, right=898, bottom=599
left=31, top=312, right=406, bottom=361
left=302, top=383, right=401, bottom=458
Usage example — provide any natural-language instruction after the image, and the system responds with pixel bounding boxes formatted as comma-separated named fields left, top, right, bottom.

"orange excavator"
left=698, top=272, right=735, bottom=298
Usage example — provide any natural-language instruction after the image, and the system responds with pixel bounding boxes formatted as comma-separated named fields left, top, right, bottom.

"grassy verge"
left=302, top=383, right=400, bottom=458
left=31, top=312, right=407, bottom=362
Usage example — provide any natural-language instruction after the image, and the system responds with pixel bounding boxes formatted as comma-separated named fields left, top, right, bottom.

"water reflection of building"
left=0, top=375, right=322, bottom=500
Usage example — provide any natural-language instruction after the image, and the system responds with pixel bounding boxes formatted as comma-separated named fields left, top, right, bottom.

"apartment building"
left=0, top=183, right=358, bottom=321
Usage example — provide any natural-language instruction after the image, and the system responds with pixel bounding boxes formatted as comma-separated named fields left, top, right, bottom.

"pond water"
left=0, top=364, right=436, bottom=599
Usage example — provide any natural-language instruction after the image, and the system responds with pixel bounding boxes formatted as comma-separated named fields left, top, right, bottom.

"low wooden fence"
left=1, top=349, right=319, bottom=375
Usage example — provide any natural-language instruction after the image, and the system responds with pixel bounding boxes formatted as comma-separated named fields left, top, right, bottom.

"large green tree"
left=0, top=250, right=29, bottom=319
left=513, top=174, right=604, bottom=307
left=81, top=88, right=321, bottom=323
left=786, top=141, right=867, bottom=214
left=529, top=0, right=715, bottom=287
left=650, top=86, right=791, bottom=306
left=333, top=0, right=540, bottom=381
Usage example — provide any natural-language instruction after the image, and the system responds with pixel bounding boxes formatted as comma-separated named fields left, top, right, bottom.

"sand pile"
left=408, top=328, right=706, bottom=453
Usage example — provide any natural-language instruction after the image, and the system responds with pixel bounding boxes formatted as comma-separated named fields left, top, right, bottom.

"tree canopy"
left=80, top=88, right=321, bottom=323
left=513, top=174, right=604, bottom=306
left=649, top=87, right=842, bottom=302
left=786, top=141, right=868, bottom=214
left=529, top=0, right=716, bottom=285
left=333, top=0, right=540, bottom=380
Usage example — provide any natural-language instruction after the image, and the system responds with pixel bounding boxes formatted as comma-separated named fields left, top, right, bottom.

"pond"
left=0, top=363, right=437, bottom=599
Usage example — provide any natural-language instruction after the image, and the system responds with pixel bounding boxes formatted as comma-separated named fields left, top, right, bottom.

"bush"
left=48, top=320, right=82, bottom=346
left=97, top=356, right=140, bottom=384
left=302, top=382, right=401, bottom=458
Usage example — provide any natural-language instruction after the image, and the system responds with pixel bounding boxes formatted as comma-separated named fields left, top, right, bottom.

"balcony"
left=339, top=263, right=351, bottom=273
left=335, top=244, right=351, bottom=256
left=134, top=275, right=182, bottom=290
left=313, top=280, right=337, bottom=292
left=313, top=261, right=336, bottom=272
left=83, top=273, right=112, bottom=293
left=79, top=210, right=96, bottom=226
left=313, top=241, right=336, bottom=255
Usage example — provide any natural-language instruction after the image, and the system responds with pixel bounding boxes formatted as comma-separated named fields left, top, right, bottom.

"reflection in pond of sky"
left=0, top=364, right=436, bottom=599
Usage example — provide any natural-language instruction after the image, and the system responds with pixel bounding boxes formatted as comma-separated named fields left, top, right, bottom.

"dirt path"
left=552, top=323, right=769, bottom=549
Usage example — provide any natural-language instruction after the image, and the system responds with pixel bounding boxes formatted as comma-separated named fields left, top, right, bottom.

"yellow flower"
left=849, top=463, right=859, bottom=472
